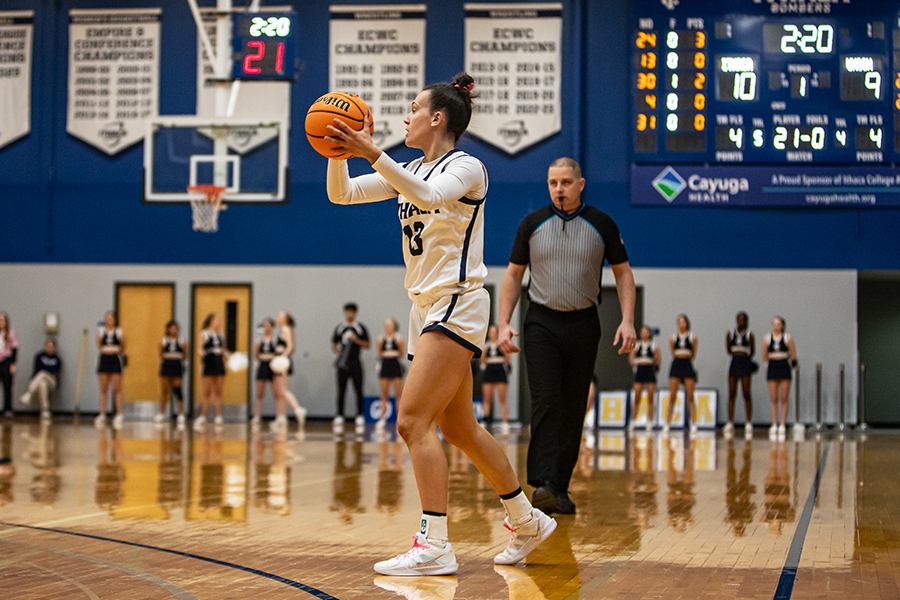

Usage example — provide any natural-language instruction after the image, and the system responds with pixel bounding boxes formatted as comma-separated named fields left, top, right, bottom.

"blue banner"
left=632, top=164, right=900, bottom=207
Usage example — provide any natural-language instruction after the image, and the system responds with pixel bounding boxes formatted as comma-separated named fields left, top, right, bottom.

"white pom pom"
left=270, top=355, right=290, bottom=374
left=227, top=352, right=249, bottom=372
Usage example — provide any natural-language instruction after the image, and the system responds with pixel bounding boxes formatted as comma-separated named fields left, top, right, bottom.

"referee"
left=498, top=157, right=636, bottom=515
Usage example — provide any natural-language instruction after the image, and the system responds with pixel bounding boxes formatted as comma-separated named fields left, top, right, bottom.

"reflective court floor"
left=0, top=419, right=896, bottom=600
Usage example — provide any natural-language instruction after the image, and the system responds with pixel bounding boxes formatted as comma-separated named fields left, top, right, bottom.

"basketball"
left=270, top=355, right=291, bottom=374
left=305, top=92, right=374, bottom=159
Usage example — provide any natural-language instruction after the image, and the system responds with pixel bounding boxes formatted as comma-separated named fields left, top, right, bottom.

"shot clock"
left=232, top=12, right=296, bottom=80
left=632, top=0, right=898, bottom=164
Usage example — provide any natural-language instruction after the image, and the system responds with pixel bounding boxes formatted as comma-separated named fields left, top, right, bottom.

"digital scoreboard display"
left=632, top=0, right=897, bottom=164
left=232, top=12, right=296, bottom=81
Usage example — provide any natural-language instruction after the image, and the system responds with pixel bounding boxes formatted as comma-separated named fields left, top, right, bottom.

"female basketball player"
left=326, top=73, right=556, bottom=575
left=0, top=312, right=18, bottom=418
left=157, top=320, right=186, bottom=427
left=96, top=311, right=126, bottom=429
left=726, top=311, right=755, bottom=439
left=666, top=314, right=698, bottom=434
left=629, top=326, right=660, bottom=432
left=252, top=317, right=277, bottom=426
left=763, top=316, right=796, bottom=441
left=481, top=324, right=511, bottom=434
left=376, top=318, right=405, bottom=431
left=196, top=313, right=227, bottom=429
left=273, top=311, right=306, bottom=429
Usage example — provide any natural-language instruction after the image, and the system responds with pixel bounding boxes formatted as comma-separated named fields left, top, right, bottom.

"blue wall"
left=1, top=0, right=897, bottom=268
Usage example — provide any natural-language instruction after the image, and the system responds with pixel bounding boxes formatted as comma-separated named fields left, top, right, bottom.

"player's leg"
left=159, top=377, right=172, bottom=421
left=172, top=377, right=184, bottom=421
left=482, top=382, right=494, bottom=425
left=497, top=382, right=509, bottom=428
left=351, top=363, right=365, bottom=428
left=646, top=382, right=657, bottom=427
left=684, top=378, right=697, bottom=427
left=254, top=379, right=266, bottom=421
left=778, top=380, right=791, bottom=425
left=98, top=373, right=110, bottom=416
left=378, top=377, right=390, bottom=425
left=213, top=376, right=224, bottom=421
left=767, top=380, right=779, bottom=438
left=667, top=378, right=680, bottom=425
left=740, top=376, right=753, bottom=423
left=631, top=382, right=643, bottom=429
left=727, top=376, right=738, bottom=423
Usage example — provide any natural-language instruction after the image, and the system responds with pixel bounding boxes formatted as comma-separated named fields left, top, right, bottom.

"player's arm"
left=749, top=332, right=756, bottom=357
left=498, top=262, right=527, bottom=354
left=726, top=331, right=733, bottom=355
left=610, top=261, right=637, bottom=354
left=628, top=345, right=637, bottom=366
left=376, top=336, right=384, bottom=359
left=371, top=154, right=484, bottom=211
left=397, top=336, right=405, bottom=357
left=282, top=326, right=295, bottom=355
left=690, top=334, right=698, bottom=360
left=327, top=159, right=397, bottom=205
left=787, top=335, right=797, bottom=363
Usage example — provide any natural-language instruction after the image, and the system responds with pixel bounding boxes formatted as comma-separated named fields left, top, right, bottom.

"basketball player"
left=725, top=311, right=755, bottom=439
left=666, top=314, right=698, bottom=434
left=376, top=318, right=405, bottom=432
left=763, top=316, right=796, bottom=441
left=157, top=320, right=186, bottom=427
left=252, top=317, right=277, bottom=426
left=273, top=311, right=306, bottom=429
left=96, top=311, right=126, bottom=429
left=481, top=325, right=511, bottom=434
left=326, top=73, right=556, bottom=575
left=196, top=313, right=227, bottom=429
left=629, top=326, right=660, bottom=432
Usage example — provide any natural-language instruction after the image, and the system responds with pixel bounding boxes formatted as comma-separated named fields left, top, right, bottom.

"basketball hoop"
left=187, top=184, right=226, bottom=232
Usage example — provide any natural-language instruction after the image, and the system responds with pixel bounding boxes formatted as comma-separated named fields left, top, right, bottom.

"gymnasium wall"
left=0, top=0, right=897, bottom=268
left=0, top=264, right=857, bottom=424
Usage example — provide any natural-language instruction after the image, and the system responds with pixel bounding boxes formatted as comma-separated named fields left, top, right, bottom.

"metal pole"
left=858, top=363, right=868, bottom=431
left=815, top=363, right=822, bottom=430
left=839, top=363, right=845, bottom=431
left=792, top=364, right=804, bottom=439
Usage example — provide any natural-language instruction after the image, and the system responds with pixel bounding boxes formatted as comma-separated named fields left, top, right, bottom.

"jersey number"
left=403, top=221, right=424, bottom=256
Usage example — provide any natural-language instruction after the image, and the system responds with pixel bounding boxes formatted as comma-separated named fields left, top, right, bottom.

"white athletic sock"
left=501, top=491, right=533, bottom=525
left=420, top=513, right=448, bottom=544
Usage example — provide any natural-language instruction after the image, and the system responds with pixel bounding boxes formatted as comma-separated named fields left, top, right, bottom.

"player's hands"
left=498, top=323, right=520, bottom=354
left=613, top=321, right=637, bottom=355
left=326, top=116, right=382, bottom=163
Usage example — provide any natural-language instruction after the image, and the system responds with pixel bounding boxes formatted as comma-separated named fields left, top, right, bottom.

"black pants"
left=524, top=303, right=600, bottom=492
left=0, top=359, right=13, bottom=413
left=336, top=363, right=364, bottom=417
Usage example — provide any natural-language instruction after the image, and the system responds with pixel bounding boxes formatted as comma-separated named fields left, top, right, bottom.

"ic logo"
left=497, top=120, right=528, bottom=147
left=98, top=121, right=127, bottom=149
left=661, top=0, right=679, bottom=9
left=371, top=121, right=392, bottom=147
left=230, top=126, right=259, bottom=150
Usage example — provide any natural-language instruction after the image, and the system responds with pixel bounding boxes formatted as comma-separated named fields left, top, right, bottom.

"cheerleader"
left=252, top=318, right=277, bottom=426
left=763, top=316, right=796, bottom=441
left=480, top=325, right=511, bottom=434
left=0, top=312, right=17, bottom=418
left=273, top=311, right=306, bottom=429
left=628, top=326, right=660, bottom=432
left=96, top=311, right=126, bottom=429
left=196, top=313, right=228, bottom=429
left=376, top=318, right=405, bottom=431
left=157, top=320, right=186, bottom=427
left=726, top=312, right=755, bottom=439
left=666, top=314, right=698, bottom=434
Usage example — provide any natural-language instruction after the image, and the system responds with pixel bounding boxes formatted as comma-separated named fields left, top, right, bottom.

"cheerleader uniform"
left=274, top=331, right=293, bottom=376
left=256, top=336, right=277, bottom=381
left=728, top=329, right=753, bottom=378
left=379, top=336, right=403, bottom=379
left=159, top=337, right=185, bottom=378
left=482, top=343, right=508, bottom=384
left=97, top=328, right=124, bottom=374
left=765, top=334, right=792, bottom=381
left=633, top=341, right=657, bottom=384
left=669, top=332, right=697, bottom=380
left=201, top=330, right=226, bottom=377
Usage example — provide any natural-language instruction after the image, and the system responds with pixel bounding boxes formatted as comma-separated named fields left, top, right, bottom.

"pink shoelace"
left=503, top=522, right=519, bottom=544
left=397, top=535, right=428, bottom=559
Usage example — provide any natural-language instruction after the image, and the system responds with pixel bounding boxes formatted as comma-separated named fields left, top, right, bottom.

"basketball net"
left=187, top=184, right=226, bottom=232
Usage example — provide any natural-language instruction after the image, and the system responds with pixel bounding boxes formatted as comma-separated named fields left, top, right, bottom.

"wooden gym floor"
left=0, top=419, right=896, bottom=599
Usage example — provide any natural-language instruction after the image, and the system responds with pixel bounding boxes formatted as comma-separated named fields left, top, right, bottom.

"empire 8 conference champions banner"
left=0, top=11, right=33, bottom=151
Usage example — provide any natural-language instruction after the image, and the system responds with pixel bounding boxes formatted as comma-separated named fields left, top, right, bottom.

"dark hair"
left=263, top=317, right=275, bottom=327
left=424, top=73, right=477, bottom=143
left=104, top=310, right=117, bottom=326
left=390, top=318, right=400, bottom=332
left=0, top=311, right=8, bottom=344
left=165, top=319, right=179, bottom=331
left=343, top=302, right=358, bottom=312
left=677, top=314, right=691, bottom=330
left=640, top=325, right=653, bottom=337
left=45, top=337, right=57, bottom=348
left=736, top=311, right=748, bottom=321
left=282, top=312, right=295, bottom=328
left=775, top=315, right=786, bottom=330
left=202, top=312, right=216, bottom=330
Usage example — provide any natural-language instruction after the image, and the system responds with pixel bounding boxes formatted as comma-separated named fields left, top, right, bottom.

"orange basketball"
left=305, top=92, right=374, bottom=159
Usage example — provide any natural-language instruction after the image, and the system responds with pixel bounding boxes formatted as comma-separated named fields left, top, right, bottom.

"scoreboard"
left=632, top=0, right=898, bottom=165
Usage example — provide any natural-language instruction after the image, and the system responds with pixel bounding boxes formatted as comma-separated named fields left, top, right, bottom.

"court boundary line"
left=0, top=520, right=341, bottom=600
left=773, top=441, right=830, bottom=600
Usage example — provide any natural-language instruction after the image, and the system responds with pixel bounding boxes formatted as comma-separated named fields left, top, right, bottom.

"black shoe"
left=532, top=485, right=559, bottom=514
left=555, top=490, right=576, bottom=514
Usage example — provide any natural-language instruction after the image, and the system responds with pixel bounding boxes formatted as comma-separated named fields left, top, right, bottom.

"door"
left=858, top=274, right=900, bottom=425
left=191, top=284, right=252, bottom=411
left=117, top=283, right=175, bottom=404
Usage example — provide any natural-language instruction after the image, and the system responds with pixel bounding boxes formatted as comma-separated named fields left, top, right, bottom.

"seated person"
left=21, top=338, right=61, bottom=419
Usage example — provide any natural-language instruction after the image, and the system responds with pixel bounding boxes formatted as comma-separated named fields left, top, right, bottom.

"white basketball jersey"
left=398, top=150, right=488, bottom=304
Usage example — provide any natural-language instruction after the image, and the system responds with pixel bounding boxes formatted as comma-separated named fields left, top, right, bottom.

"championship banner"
left=464, top=3, right=562, bottom=154
left=196, top=7, right=290, bottom=153
left=0, top=11, right=33, bottom=151
left=328, top=4, right=426, bottom=150
left=67, top=8, right=160, bottom=155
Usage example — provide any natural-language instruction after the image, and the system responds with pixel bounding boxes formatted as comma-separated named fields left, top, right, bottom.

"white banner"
left=464, top=3, right=562, bottom=154
left=0, top=11, right=33, bottom=151
left=67, top=8, right=160, bottom=155
left=329, top=4, right=426, bottom=150
left=196, top=7, right=290, bottom=153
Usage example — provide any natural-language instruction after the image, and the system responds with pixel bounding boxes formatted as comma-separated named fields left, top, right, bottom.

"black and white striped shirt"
left=510, top=203, right=628, bottom=312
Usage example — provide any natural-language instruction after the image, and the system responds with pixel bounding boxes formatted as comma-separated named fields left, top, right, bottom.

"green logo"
left=652, top=167, right=687, bottom=202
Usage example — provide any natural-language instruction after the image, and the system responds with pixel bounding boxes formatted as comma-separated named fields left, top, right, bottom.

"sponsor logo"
left=497, top=120, right=528, bottom=147
left=652, top=166, right=687, bottom=202
left=661, top=0, right=679, bottom=9
left=687, top=174, right=749, bottom=195
left=371, top=121, right=392, bottom=147
left=98, top=121, right=127, bottom=149
left=229, top=126, right=259, bottom=150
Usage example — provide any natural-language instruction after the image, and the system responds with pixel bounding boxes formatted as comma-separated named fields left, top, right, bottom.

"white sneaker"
left=690, top=423, right=698, bottom=435
left=745, top=423, right=753, bottom=439
left=662, top=422, right=670, bottom=434
left=494, top=508, right=557, bottom=565
left=375, top=418, right=386, bottom=431
left=214, top=415, right=224, bottom=426
left=355, top=414, right=365, bottom=433
left=627, top=421, right=635, bottom=431
left=251, top=414, right=261, bottom=425
left=645, top=422, right=653, bottom=432
left=333, top=416, right=344, bottom=434
left=374, top=575, right=458, bottom=599
left=194, top=415, right=206, bottom=430
left=769, top=424, right=778, bottom=440
left=19, top=392, right=31, bottom=406
left=112, top=414, right=124, bottom=429
left=374, top=533, right=458, bottom=576
left=273, top=415, right=287, bottom=430
left=723, top=422, right=734, bottom=439
left=500, top=422, right=510, bottom=435
left=777, top=423, right=786, bottom=441
left=295, top=406, right=307, bottom=427
left=41, top=411, right=51, bottom=421
left=94, top=414, right=106, bottom=428
left=154, top=413, right=166, bottom=424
